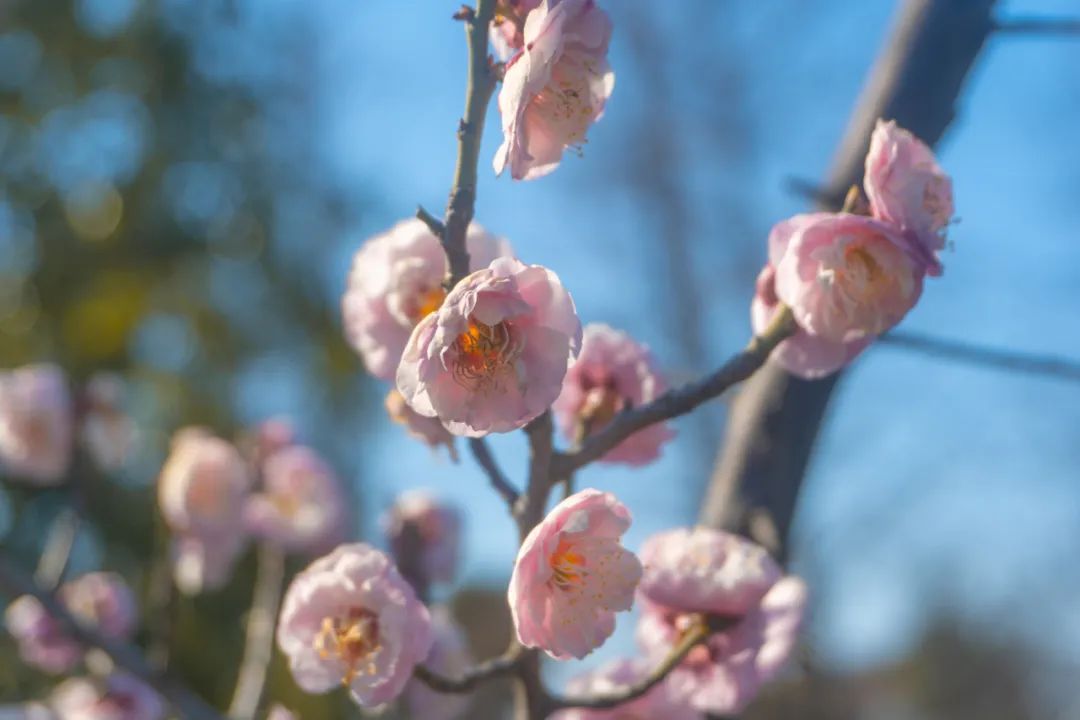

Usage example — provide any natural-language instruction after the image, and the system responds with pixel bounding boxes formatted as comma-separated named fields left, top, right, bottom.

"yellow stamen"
left=314, top=608, right=381, bottom=685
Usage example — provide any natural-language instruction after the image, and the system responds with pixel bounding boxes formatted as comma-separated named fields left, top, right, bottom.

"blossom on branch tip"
left=51, top=674, right=165, bottom=720
left=396, top=257, right=581, bottom=437
left=636, top=528, right=807, bottom=715
left=553, top=323, right=673, bottom=465
left=754, top=212, right=925, bottom=378
left=342, top=219, right=513, bottom=381
left=245, top=445, right=348, bottom=555
left=277, top=543, right=433, bottom=707
left=80, top=373, right=136, bottom=473
left=494, top=0, right=615, bottom=180
left=385, top=390, right=457, bottom=460
left=509, top=489, right=641, bottom=660
left=404, top=607, right=473, bottom=720
left=865, top=119, right=953, bottom=274
left=0, top=363, right=72, bottom=485
left=4, top=573, right=137, bottom=675
left=551, top=658, right=699, bottom=720
left=382, top=490, right=461, bottom=587
left=491, top=0, right=543, bottom=60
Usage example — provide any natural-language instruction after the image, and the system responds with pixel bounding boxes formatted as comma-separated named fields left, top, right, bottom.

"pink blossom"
left=491, top=0, right=543, bottom=60
left=397, top=257, right=581, bottom=436
left=80, top=374, right=135, bottom=473
left=0, top=364, right=72, bottom=484
left=276, top=543, right=433, bottom=708
left=382, top=490, right=461, bottom=587
left=403, top=607, right=472, bottom=720
left=245, top=445, right=348, bottom=555
left=636, top=528, right=807, bottom=715
left=246, top=416, right=296, bottom=466
left=755, top=212, right=924, bottom=378
left=4, top=573, right=137, bottom=675
left=266, top=706, right=297, bottom=720
left=551, top=658, right=699, bottom=720
left=342, top=219, right=514, bottom=381
left=157, top=429, right=251, bottom=593
left=553, top=323, right=673, bottom=465
left=509, top=489, right=641, bottom=660
left=50, top=674, right=165, bottom=720
left=384, top=390, right=457, bottom=461
left=864, top=119, right=953, bottom=273
left=494, top=0, right=615, bottom=180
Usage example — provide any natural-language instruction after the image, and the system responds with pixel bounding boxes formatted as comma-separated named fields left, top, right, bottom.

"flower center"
left=314, top=608, right=381, bottom=684
left=533, top=58, right=597, bottom=145
left=548, top=538, right=588, bottom=592
left=579, top=383, right=623, bottom=434
left=922, top=175, right=951, bottom=228
left=408, top=286, right=447, bottom=324
left=452, top=319, right=522, bottom=385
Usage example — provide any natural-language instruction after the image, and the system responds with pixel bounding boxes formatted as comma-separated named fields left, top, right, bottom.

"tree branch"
left=553, top=306, right=796, bottom=476
left=0, top=553, right=224, bottom=720
left=468, top=437, right=519, bottom=507
left=413, top=648, right=522, bottom=693
left=441, top=0, right=498, bottom=288
left=877, top=330, right=1080, bottom=382
left=226, top=545, right=285, bottom=720
left=992, top=16, right=1080, bottom=35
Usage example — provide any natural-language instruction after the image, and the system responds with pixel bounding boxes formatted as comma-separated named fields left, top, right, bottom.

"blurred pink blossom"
left=80, top=374, right=136, bottom=473
left=636, top=528, right=807, bottom=715
left=342, top=219, right=513, bottom=381
left=50, top=674, right=165, bottom=720
left=157, top=429, right=251, bottom=594
left=550, top=658, right=698, bottom=720
left=382, top=490, right=461, bottom=587
left=384, top=390, right=457, bottom=461
left=553, top=323, right=672, bottom=465
left=494, top=0, right=614, bottom=180
left=0, top=364, right=72, bottom=485
left=4, top=573, right=136, bottom=675
left=245, top=445, right=348, bottom=555
left=266, top=705, right=297, bottom=720
left=509, top=489, right=640, bottom=659
left=754, top=212, right=924, bottom=378
left=276, top=543, right=433, bottom=708
left=865, top=119, right=953, bottom=273
left=403, top=607, right=472, bottom=720
left=491, top=0, right=543, bottom=60
left=397, top=257, right=581, bottom=436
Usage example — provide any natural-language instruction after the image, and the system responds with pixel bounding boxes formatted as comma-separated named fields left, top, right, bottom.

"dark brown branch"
left=992, top=17, right=1080, bottom=35
left=554, top=307, right=796, bottom=477
left=440, top=0, right=498, bottom=288
left=468, top=438, right=519, bottom=507
left=413, top=648, right=522, bottom=693
left=700, top=0, right=998, bottom=561
left=226, top=545, right=285, bottom=720
left=0, top=554, right=224, bottom=720
left=416, top=205, right=446, bottom=238
left=878, top=330, right=1080, bottom=383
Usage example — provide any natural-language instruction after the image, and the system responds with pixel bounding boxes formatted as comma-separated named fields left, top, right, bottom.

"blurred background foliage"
left=1, top=0, right=1079, bottom=718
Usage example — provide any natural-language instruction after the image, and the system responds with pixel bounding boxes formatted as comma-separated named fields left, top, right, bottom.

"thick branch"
left=413, top=649, right=521, bottom=693
left=700, top=0, right=998, bottom=559
left=0, top=554, right=223, bottom=720
left=441, top=0, right=498, bottom=288
left=227, top=546, right=285, bottom=720
left=468, top=438, right=519, bottom=507
left=554, top=307, right=796, bottom=476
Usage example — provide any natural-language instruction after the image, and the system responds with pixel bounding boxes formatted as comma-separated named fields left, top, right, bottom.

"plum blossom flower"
left=0, top=364, right=72, bottom=484
left=636, top=528, right=807, bottom=715
left=509, top=489, right=641, bottom=660
left=382, top=490, right=461, bottom=587
left=4, top=573, right=137, bottom=675
left=266, top=706, right=297, bottom=720
left=384, top=390, right=457, bottom=461
left=550, top=658, right=699, bottom=720
left=553, top=323, right=672, bottom=465
left=50, top=674, right=165, bottom=720
left=403, top=607, right=472, bottom=720
left=276, top=543, right=433, bottom=708
left=864, top=119, right=953, bottom=273
left=79, top=374, right=136, bottom=473
left=754, top=212, right=925, bottom=379
left=494, top=0, right=615, bottom=180
left=158, top=429, right=251, bottom=594
left=397, top=257, right=581, bottom=436
left=244, top=445, right=348, bottom=555
left=342, top=219, right=513, bottom=381
left=491, top=0, right=543, bottom=60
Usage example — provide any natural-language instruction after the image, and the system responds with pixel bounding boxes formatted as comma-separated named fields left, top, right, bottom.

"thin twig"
left=440, top=0, right=498, bottom=288
left=227, top=545, right=285, bottom=720
left=468, top=438, right=519, bottom=507
left=878, top=330, right=1080, bottom=383
left=516, top=412, right=553, bottom=536
left=0, top=554, right=224, bottom=720
left=554, top=306, right=796, bottom=476
left=992, top=17, right=1080, bottom=35
left=416, top=205, right=446, bottom=238
left=35, top=508, right=81, bottom=592
left=413, top=648, right=522, bottom=693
